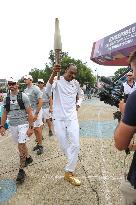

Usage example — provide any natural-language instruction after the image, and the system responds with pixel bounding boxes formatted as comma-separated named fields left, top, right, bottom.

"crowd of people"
left=1, top=50, right=136, bottom=203
left=0, top=63, right=84, bottom=186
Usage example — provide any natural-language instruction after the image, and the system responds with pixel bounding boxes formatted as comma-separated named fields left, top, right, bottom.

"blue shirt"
left=123, top=90, right=136, bottom=126
left=0, top=102, right=4, bottom=117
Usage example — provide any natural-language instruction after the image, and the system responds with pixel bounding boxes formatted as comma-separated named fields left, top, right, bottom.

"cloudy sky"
left=0, top=0, right=136, bottom=80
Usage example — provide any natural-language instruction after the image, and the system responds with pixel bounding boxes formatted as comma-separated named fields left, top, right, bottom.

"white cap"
left=38, top=79, right=44, bottom=83
left=127, top=71, right=133, bottom=76
left=7, top=77, right=18, bottom=83
left=24, top=74, right=33, bottom=80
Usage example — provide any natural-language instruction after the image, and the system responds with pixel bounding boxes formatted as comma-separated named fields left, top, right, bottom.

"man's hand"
left=128, top=143, right=136, bottom=151
left=0, top=127, right=6, bottom=136
left=48, top=64, right=61, bottom=85
left=52, top=64, right=61, bottom=75
left=33, top=114, right=38, bottom=122
left=27, top=128, right=34, bottom=137
left=49, top=108, right=53, bottom=113
left=119, top=100, right=126, bottom=114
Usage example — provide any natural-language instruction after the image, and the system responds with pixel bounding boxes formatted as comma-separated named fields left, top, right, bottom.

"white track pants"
left=53, top=119, right=80, bottom=172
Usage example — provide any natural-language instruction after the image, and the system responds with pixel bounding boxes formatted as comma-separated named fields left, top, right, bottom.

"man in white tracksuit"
left=46, top=64, right=84, bottom=186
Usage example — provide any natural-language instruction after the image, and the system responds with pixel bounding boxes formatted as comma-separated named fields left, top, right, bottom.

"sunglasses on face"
left=127, top=75, right=133, bottom=77
left=38, top=82, right=44, bottom=84
left=8, top=82, right=17, bottom=86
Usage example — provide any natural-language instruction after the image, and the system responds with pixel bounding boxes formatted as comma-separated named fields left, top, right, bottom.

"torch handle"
left=55, top=49, right=61, bottom=80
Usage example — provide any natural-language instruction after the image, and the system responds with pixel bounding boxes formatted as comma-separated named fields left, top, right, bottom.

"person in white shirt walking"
left=0, top=77, right=34, bottom=183
left=119, top=71, right=136, bottom=114
left=46, top=63, right=84, bottom=186
left=37, top=79, right=53, bottom=137
left=24, top=75, right=43, bottom=155
left=120, top=71, right=136, bottom=98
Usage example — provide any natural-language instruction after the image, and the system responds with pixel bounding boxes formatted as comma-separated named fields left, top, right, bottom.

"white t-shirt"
left=41, top=87, right=52, bottom=109
left=123, top=82, right=136, bottom=95
left=24, top=84, right=42, bottom=110
left=46, top=76, right=83, bottom=120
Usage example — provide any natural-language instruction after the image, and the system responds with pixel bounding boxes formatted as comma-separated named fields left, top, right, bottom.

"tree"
left=60, top=55, right=95, bottom=86
left=22, top=50, right=96, bottom=86
left=113, top=67, right=129, bottom=81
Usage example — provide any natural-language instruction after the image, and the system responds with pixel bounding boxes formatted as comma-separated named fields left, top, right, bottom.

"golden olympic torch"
left=54, top=18, right=62, bottom=80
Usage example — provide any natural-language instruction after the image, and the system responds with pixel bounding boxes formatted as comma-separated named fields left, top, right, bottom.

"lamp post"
left=95, top=68, right=98, bottom=86
left=94, top=68, right=100, bottom=96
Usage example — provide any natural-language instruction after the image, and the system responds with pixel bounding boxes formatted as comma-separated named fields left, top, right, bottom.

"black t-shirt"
left=123, top=90, right=136, bottom=126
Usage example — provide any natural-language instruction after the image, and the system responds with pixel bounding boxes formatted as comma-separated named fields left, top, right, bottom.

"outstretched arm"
left=118, top=100, right=126, bottom=114
left=46, top=64, right=61, bottom=95
left=48, top=65, right=61, bottom=85
left=76, top=86, right=84, bottom=109
left=49, top=96, right=53, bottom=113
left=114, top=121, right=136, bottom=150
left=25, top=106, right=34, bottom=137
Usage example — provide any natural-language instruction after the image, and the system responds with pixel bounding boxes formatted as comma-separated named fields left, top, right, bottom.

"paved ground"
left=0, top=98, right=134, bottom=205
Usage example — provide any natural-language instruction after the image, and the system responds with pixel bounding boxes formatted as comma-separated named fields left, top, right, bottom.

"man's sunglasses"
left=38, top=82, right=44, bottom=84
left=8, top=82, right=17, bottom=86
left=127, top=75, right=133, bottom=77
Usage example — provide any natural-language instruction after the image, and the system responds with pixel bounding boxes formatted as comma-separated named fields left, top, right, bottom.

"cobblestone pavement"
left=0, top=98, right=134, bottom=205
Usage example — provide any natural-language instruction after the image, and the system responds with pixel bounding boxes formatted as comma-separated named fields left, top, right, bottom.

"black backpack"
left=5, top=91, right=25, bottom=112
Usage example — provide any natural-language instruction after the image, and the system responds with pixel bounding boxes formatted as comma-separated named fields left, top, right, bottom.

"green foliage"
left=29, top=65, right=52, bottom=83
left=113, top=67, right=128, bottom=81
left=100, top=76, right=112, bottom=85
left=20, top=50, right=96, bottom=86
left=0, top=87, right=7, bottom=93
left=60, top=56, right=95, bottom=86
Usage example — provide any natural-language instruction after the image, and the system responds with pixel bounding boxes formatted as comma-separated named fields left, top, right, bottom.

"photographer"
left=119, top=71, right=136, bottom=114
left=114, top=50, right=136, bottom=204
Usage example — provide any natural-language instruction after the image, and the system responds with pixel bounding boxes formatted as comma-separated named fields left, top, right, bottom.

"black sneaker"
left=49, top=130, right=53, bottom=137
left=16, top=169, right=26, bottom=183
left=37, top=146, right=43, bottom=155
left=25, top=156, right=33, bottom=167
left=33, top=144, right=39, bottom=151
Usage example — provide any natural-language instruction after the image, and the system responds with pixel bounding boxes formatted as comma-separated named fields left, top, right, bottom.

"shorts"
left=33, top=109, right=43, bottom=128
left=42, top=108, right=51, bottom=121
left=9, top=124, right=30, bottom=144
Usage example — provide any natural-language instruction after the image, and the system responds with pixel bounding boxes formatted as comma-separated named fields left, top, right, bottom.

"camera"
left=99, top=86, right=123, bottom=108
left=98, top=67, right=131, bottom=121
